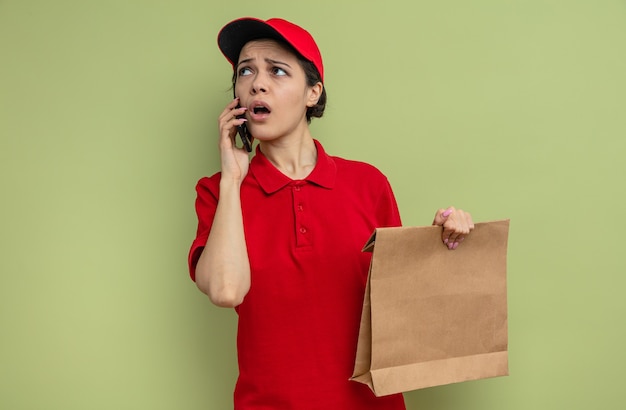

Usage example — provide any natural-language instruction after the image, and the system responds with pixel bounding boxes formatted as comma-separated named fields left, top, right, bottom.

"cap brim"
left=218, top=18, right=287, bottom=67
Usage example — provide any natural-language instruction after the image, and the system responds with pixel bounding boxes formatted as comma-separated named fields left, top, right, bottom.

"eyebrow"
left=236, top=58, right=292, bottom=69
left=266, top=58, right=291, bottom=68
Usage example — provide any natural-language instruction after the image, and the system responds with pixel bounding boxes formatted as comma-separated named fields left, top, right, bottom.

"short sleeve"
left=188, top=175, right=220, bottom=281
left=375, top=176, right=402, bottom=228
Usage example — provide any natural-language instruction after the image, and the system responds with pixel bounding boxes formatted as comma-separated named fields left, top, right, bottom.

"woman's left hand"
left=432, top=207, right=475, bottom=250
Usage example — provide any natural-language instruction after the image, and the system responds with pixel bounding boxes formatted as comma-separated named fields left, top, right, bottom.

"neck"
left=259, top=134, right=317, bottom=180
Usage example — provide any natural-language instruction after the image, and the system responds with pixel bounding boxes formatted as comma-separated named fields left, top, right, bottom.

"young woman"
left=189, top=17, right=474, bottom=410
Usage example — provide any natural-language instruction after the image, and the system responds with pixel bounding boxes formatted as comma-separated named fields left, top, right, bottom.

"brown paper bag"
left=351, top=219, right=510, bottom=396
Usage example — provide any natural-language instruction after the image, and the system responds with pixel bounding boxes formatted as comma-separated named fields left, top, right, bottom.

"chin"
left=248, top=128, right=280, bottom=142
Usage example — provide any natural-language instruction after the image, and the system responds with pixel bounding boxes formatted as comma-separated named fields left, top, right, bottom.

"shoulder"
left=314, top=139, right=389, bottom=183
left=327, top=153, right=401, bottom=226
left=331, top=155, right=390, bottom=184
left=195, top=173, right=221, bottom=197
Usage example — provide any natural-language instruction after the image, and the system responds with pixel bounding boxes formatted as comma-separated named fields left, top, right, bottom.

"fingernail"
left=442, top=209, right=452, bottom=217
left=444, top=238, right=449, bottom=244
left=448, top=242, right=454, bottom=250
left=452, top=242, right=459, bottom=249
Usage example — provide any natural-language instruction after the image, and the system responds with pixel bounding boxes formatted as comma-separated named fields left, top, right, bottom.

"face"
left=235, top=39, right=322, bottom=142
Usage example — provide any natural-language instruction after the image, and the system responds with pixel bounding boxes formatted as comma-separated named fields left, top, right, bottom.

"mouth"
left=249, top=101, right=272, bottom=119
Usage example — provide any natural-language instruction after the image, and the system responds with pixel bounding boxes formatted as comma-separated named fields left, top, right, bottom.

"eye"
left=272, top=67, right=287, bottom=76
left=238, top=67, right=253, bottom=77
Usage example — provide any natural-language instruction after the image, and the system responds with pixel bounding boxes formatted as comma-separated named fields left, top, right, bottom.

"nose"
left=251, top=72, right=268, bottom=95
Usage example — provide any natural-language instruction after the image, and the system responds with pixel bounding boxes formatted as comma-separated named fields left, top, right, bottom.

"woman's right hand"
left=196, top=97, right=252, bottom=307
left=218, top=97, right=250, bottom=183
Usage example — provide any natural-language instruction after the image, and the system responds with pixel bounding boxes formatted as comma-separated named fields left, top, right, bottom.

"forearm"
left=195, top=178, right=251, bottom=307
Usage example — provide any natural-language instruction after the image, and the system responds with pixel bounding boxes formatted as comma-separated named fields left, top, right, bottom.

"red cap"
left=217, top=17, right=324, bottom=83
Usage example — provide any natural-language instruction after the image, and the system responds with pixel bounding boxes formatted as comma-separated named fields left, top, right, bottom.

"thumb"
left=432, top=208, right=453, bottom=226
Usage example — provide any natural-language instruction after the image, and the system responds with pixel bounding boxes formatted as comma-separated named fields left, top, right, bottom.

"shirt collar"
left=249, top=139, right=337, bottom=194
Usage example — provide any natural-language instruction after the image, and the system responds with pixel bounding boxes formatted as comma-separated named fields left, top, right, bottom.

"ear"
left=306, top=82, right=323, bottom=107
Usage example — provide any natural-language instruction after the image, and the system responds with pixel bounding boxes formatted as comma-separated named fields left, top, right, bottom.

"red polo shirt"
left=189, top=140, right=405, bottom=410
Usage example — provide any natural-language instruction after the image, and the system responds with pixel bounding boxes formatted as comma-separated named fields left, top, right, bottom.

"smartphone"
left=233, top=91, right=252, bottom=152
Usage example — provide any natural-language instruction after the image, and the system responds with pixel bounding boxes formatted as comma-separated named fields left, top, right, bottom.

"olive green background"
left=1, top=0, right=625, bottom=409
